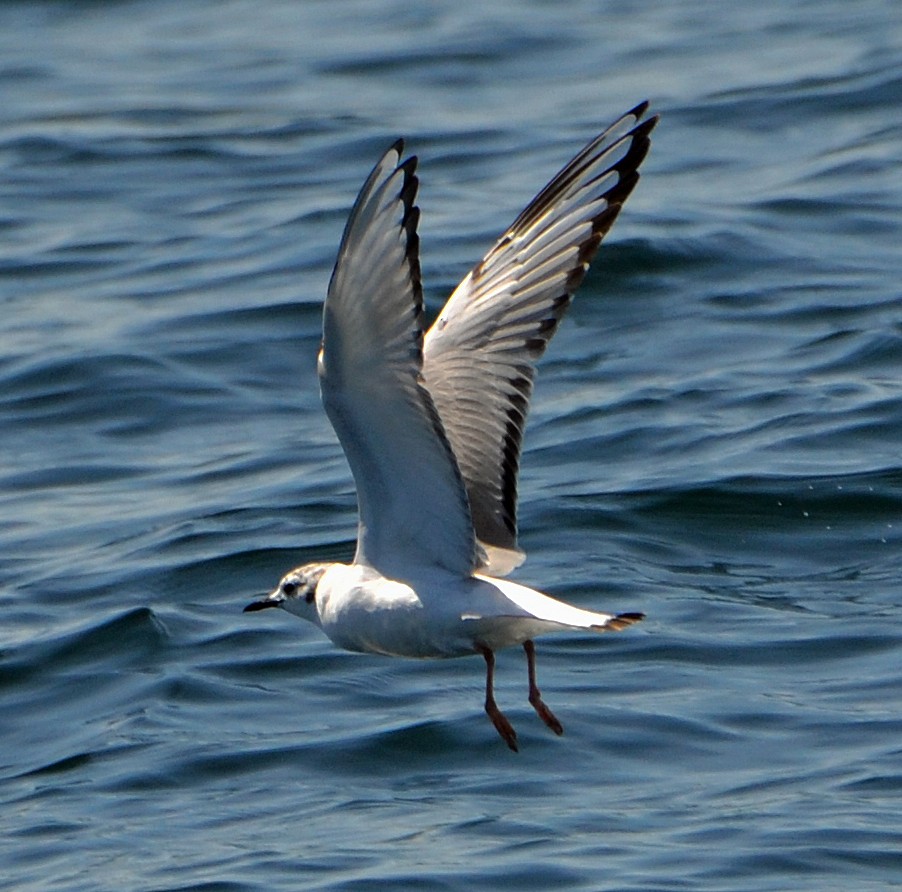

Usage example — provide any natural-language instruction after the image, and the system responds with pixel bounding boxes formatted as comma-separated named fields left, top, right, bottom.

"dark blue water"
left=2, top=1, right=900, bottom=889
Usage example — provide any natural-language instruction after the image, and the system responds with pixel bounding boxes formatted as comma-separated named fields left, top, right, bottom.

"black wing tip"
left=505, top=101, right=657, bottom=238
left=399, top=160, right=420, bottom=208
left=625, top=99, right=650, bottom=124
left=628, top=117, right=659, bottom=156
left=387, top=140, right=420, bottom=183
left=403, top=203, right=423, bottom=304
left=608, top=104, right=658, bottom=180
left=589, top=114, right=657, bottom=224
left=613, top=110, right=658, bottom=175
left=626, top=99, right=659, bottom=127
left=395, top=154, right=424, bottom=324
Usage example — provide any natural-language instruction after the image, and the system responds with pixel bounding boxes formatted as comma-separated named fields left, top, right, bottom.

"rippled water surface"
left=2, top=1, right=901, bottom=890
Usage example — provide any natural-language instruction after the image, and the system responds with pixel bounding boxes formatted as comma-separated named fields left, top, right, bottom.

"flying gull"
left=246, top=102, right=658, bottom=750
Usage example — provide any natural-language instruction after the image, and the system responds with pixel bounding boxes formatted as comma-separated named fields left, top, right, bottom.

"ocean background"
left=2, top=1, right=900, bottom=889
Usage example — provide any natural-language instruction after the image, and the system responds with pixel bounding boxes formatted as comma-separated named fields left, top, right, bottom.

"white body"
left=306, top=563, right=619, bottom=658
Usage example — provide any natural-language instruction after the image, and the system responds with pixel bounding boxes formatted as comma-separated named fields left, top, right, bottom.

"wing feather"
left=320, top=142, right=477, bottom=577
left=423, top=103, right=658, bottom=575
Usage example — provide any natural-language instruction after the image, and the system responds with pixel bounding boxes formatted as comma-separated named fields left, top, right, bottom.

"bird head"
left=244, top=562, right=331, bottom=623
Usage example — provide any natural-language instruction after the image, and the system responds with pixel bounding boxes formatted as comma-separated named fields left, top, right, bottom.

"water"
left=2, top=1, right=900, bottom=889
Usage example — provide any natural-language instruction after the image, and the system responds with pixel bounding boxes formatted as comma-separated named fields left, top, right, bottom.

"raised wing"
left=423, top=103, right=657, bottom=575
left=319, top=142, right=477, bottom=577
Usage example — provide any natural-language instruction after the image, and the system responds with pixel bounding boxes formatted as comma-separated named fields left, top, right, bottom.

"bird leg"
left=476, top=644, right=518, bottom=752
left=523, top=640, right=564, bottom=736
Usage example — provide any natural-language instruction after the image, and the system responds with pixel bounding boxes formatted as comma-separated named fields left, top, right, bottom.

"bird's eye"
left=282, top=581, right=298, bottom=596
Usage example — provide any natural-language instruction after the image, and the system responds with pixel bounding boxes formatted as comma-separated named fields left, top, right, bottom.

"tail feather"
left=470, top=575, right=645, bottom=644
left=593, top=611, right=645, bottom=632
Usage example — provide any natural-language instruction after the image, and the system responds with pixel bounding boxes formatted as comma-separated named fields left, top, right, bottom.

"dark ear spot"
left=305, top=588, right=315, bottom=605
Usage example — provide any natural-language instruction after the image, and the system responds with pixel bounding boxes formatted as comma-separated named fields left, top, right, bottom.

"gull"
left=245, top=102, right=658, bottom=750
